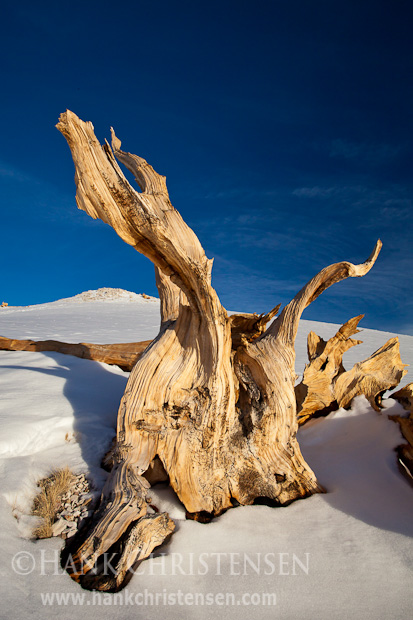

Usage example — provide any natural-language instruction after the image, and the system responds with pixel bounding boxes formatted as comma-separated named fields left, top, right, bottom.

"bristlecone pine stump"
left=54, top=110, right=387, bottom=591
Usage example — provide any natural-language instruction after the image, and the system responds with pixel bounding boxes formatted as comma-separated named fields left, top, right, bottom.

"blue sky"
left=1, top=0, right=412, bottom=334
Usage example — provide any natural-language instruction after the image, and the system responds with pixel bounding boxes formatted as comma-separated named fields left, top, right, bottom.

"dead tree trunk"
left=56, top=111, right=383, bottom=591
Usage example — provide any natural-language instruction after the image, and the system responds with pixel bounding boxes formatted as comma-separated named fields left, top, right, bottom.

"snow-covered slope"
left=0, top=290, right=412, bottom=619
left=0, top=288, right=160, bottom=343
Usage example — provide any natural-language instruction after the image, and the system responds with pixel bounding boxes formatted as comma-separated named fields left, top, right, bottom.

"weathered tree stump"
left=16, top=110, right=392, bottom=591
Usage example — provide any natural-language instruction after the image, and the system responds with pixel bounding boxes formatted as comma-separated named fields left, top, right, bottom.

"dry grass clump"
left=31, top=466, right=75, bottom=538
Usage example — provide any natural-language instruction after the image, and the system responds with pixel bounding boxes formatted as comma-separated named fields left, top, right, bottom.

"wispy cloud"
left=0, top=164, right=33, bottom=183
left=329, top=138, right=402, bottom=165
left=0, top=159, right=99, bottom=228
left=380, top=202, right=412, bottom=220
left=200, top=186, right=287, bottom=202
left=292, top=184, right=413, bottom=220
left=292, top=186, right=348, bottom=198
left=210, top=253, right=303, bottom=313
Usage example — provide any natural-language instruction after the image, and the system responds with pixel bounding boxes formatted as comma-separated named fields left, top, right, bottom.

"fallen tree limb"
left=0, top=336, right=151, bottom=371
left=334, top=338, right=407, bottom=410
left=296, top=321, right=407, bottom=425
left=295, top=316, right=364, bottom=424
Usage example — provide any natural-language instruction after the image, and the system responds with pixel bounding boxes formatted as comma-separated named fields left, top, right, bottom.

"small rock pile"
left=51, top=473, right=97, bottom=539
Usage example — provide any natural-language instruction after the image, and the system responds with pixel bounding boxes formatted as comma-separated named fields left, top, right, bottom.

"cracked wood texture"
left=56, top=110, right=383, bottom=591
